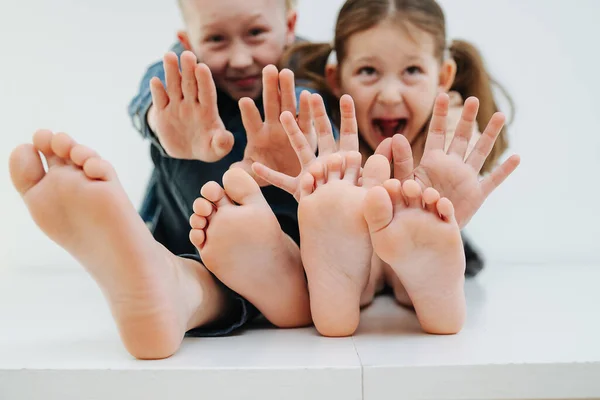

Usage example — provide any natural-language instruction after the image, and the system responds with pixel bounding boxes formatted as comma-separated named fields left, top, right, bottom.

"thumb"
left=212, top=129, right=234, bottom=158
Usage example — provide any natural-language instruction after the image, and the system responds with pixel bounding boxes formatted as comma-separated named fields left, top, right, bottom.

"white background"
left=0, top=0, right=598, bottom=269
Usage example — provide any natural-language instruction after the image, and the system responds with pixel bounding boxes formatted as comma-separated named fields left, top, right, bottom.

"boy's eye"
left=249, top=28, right=266, bottom=37
left=206, top=35, right=225, bottom=43
left=358, top=66, right=376, bottom=76
left=405, top=66, right=423, bottom=75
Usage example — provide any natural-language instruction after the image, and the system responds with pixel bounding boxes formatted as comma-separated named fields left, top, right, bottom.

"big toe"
left=364, top=186, right=394, bottom=233
left=9, top=144, right=46, bottom=196
left=362, top=154, right=391, bottom=188
left=222, top=168, right=265, bottom=206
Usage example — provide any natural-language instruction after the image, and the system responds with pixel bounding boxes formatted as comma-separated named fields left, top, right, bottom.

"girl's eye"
left=358, top=66, right=376, bottom=76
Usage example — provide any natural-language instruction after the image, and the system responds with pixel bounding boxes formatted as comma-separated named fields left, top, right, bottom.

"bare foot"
left=190, top=167, right=311, bottom=328
left=9, top=130, right=226, bottom=359
left=298, top=152, right=390, bottom=337
left=364, top=179, right=466, bottom=334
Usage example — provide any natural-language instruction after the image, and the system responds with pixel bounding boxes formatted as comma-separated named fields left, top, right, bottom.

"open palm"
left=231, top=65, right=316, bottom=186
left=382, top=93, right=520, bottom=229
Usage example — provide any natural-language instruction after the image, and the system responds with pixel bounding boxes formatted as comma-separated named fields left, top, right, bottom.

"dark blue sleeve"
left=127, top=42, right=185, bottom=154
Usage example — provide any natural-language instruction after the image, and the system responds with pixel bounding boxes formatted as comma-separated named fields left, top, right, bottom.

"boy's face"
left=178, top=0, right=296, bottom=101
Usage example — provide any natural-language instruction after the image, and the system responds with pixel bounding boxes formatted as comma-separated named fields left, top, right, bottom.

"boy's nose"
left=228, top=45, right=253, bottom=70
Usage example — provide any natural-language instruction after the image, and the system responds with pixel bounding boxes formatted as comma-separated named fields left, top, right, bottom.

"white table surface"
left=1, top=263, right=599, bottom=400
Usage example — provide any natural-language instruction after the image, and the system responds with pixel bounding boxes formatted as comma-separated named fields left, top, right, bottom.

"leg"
left=189, top=168, right=311, bottom=328
left=9, top=130, right=230, bottom=359
left=364, top=179, right=466, bottom=334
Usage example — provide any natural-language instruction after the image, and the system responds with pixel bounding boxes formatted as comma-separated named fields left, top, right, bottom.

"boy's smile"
left=177, top=0, right=296, bottom=100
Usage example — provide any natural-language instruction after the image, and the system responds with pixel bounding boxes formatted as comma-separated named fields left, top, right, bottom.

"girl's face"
left=333, top=19, right=455, bottom=152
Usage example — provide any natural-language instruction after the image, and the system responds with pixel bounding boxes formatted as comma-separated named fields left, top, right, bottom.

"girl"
left=247, top=0, right=520, bottom=336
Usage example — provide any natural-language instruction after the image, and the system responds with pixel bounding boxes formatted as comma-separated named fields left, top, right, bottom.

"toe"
left=299, top=172, right=315, bottom=200
left=382, top=179, right=404, bottom=209
left=33, top=129, right=62, bottom=167
left=362, top=154, right=391, bottom=188
left=189, top=229, right=206, bottom=249
left=309, top=161, right=326, bottom=187
left=51, top=132, right=76, bottom=160
left=189, top=214, right=207, bottom=229
left=422, top=187, right=441, bottom=213
left=326, top=154, right=343, bottom=181
left=9, top=144, right=46, bottom=196
left=222, top=168, right=266, bottom=206
left=364, top=186, right=394, bottom=234
left=200, top=181, right=230, bottom=207
left=192, top=198, right=215, bottom=217
left=436, top=197, right=455, bottom=222
left=70, top=144, right=98, bottom=167
left=83, top=157, right=116, bottom=181
left=342, top=151, right=362, bottom=184
left=401, top=180, right=422, bottom=208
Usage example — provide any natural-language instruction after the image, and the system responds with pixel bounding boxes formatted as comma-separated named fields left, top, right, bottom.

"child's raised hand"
left=252, top=93, right=361, bottom=201
left=230, top=65, right=317, bottom=186
left=148, top=51, right=234, bottom=161
left=412, top=93, right=520, bottom=228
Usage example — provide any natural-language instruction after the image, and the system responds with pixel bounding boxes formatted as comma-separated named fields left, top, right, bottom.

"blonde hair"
left=179, top=0, right=296, bottom=11
left=282, top=0, right=512, bottom=174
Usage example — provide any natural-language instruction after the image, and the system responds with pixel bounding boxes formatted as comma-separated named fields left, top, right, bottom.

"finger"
left=180, top=51, right=199, bottom=100
left=279, top=68, right=297, bottom=115
left=195, top=63, right=218, bottom=115
left=262, top=65, right=281, bottom=124
left=297, top=90, right=313, bottom=137
left=374, top=137, right=392, bottom=162
left=423, top=93, right=449, bottom=155
left=239, top=97, right=264, bottom=136
left=163, top=52, right=183, bottom=100
left=280, top=111, right=316, bottom=167
left=338, top=94, right=359, bottom=152
left=465, top=112, right=506, bottom=173
left=447, top=96, right=478, bottom=159
left=310, top=93, right=336, bottom=156
left=150, top=77, right=169, bottom=109
left=480, top=154, right=521, bottom=199
left=251, top=162, right=297, bottom=195
left=391, top=134, right=414, bottom=182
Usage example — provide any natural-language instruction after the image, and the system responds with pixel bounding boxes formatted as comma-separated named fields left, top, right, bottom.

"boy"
left=10, top=0, right=313, bottom=361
